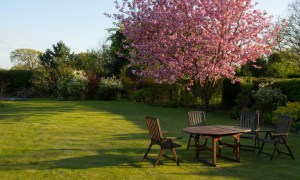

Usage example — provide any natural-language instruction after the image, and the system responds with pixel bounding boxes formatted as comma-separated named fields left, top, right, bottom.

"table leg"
left=218, top=138, right=222, bottom=157
left=233, top=134, right=241, bottom=162
left=195, top=135, right=200, bottom=158
left=212, top=137, right=218, bottom=166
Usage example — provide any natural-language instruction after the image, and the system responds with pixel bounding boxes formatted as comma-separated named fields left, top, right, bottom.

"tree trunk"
left=198, top=77, right=223, bottom=111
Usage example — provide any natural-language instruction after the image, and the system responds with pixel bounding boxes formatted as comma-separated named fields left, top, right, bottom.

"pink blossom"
left=110, top=0, right=283, bottom=108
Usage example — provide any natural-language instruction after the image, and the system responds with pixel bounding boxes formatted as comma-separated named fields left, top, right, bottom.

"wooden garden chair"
left=186, top=111, right=208, bottom=150
left=238, top=111, right=260, bottom=155
left=258, top=115, right=295, bottom=160
left=142, top=116, right=181, bottom=167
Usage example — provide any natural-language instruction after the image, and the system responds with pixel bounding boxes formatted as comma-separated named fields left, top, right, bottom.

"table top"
left=183, top=125, right=251, bottom=136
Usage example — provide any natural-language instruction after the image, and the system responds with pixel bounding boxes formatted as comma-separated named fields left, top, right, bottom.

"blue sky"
left=0, top=0, right=295, bottom=69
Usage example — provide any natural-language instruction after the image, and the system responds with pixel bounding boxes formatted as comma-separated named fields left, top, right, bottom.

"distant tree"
left=75, top=44, right=112, bottom=75
left=40, top=41, right=76, bottom=69
left=240, top=52, right=300, bottom=78
left=277, top=0, right=300, bottom=64
left=38, top=41, right=76, bottom=94
left=107, top=28, right=129, bottom=77
left=240, top=56, right=268, bottom=77
left=10, top=49, right=42, bottom=70
left=266, top=52, right=299, bottom=78
left=112, top=0, right=283, bottom=109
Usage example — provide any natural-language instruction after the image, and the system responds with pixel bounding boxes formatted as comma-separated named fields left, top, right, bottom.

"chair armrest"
left=164, top=137, right=182, bottom=140
left=258, top=129, right=274, bottom=133
left=271, top=133, right=288, bottom=136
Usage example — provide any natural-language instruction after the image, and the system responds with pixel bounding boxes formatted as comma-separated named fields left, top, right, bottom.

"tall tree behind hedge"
left=107, top=28, right=129, bottom=77
left=10, top=49, right=42, bottom=70
left=75, top=44, right=112, bottom=76
left=277, top=0, right=300, bottom=64
left=40, top=41, right=76, bottom=69
left=37, top=41, right=76, bottom=95
left=266, top=52, right=300, bottom=78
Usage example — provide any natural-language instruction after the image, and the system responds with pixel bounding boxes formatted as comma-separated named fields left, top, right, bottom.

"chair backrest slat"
left=188, top=111, right=206, bottom=127
left=240, top=111, right=259, bottom=132
left=146, top=116, right=163, bottom=143
left=275, top=115, right=292, bottom=134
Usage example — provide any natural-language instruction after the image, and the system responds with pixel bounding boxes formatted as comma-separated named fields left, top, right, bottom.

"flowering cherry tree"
left=111, top=0, right=283, bottom=109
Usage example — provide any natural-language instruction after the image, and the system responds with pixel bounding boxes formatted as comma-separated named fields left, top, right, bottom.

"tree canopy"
left=10, top=49, right=42, bottom=70
left=112, top=0, right=282, bottom=109
left=277, top=0, right=300, bottom=63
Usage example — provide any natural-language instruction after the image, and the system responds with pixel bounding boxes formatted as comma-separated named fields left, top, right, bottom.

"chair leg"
left=204, top=137, right=208, bottom=146
left=258, top=141, right=265, bottom=156
left=257, top=135, right=260, bottom=148
left=254, top=134, right=260, bottom=155
left=187, top=134, right=193, bottom=150
left=154, top=149, right=165, bottom=167
left=285, top=143, right=295, bottom=160
left=271, top=142, right=279, bottom=160
left=142, top=143, right=153, bottom=161
left=254, top=138, right=257, bottom=155
left=171, top=148, right=180, bottom=166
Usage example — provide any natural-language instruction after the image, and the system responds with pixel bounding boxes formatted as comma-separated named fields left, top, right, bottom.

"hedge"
left=0, top=70, right=33, bottom=94
left=222, top=77, right=300, bottom=110
left=273, top=79, right=300, bottom=102
left=221, top=78, right=241, bottom=109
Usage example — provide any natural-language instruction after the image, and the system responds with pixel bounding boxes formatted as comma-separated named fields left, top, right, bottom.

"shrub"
left=229, top=79, right=254, bottom=119
left=57, top=70, right=88, bottom=99
left=252, top=82, right=287, bottom=111
left=86, top=73, right=99, bottom=99
left=273, top=102, right=300, bottom=132
left=31, top=68, right=54, bottom=97
left=252, top=82, right=287, bottom=124
left=273, top=79, right=300, bottom=102
left=0, top=70, right=32, bottom=95
left=130, top=88, right=152, bottom=103
left=221, top=79, right=241, bottom=109
left=96, top=76, right=123, bottom=100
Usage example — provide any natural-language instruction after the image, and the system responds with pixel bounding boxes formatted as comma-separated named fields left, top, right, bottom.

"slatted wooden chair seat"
left=258, top=115, right=295, bottom=160
left=142, top=116, right=181, bottom=167
left=238, top=111, right=260, bottom=155
left=186, top=111, right=209, bottom=150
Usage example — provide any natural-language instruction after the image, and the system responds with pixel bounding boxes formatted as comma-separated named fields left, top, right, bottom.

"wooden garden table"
left=183, top=125, right=251, bottom=167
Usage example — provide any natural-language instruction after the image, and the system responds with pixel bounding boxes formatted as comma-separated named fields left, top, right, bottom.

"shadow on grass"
left=0, top=101, right=92, bottom=123
left=0, top=148, right=147, bottom=170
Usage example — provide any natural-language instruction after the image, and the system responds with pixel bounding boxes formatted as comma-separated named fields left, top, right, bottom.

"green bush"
left=228, top=79, right=254, bottom=119
left=96, top=76, right=123, bottom=100
left=57, top=70, right=88, bottom=99
left=273, top=102, right=300, bottom=132
left=229, top=106, right=240, bottom=119
left=129, top=82, right=200, bottom=108
left=252, top=82, right=287, bottom=124
left=130, top=88, right=152, bottom=103
left=0, top=70, right=32, bottom=95
left=221, top=79, right=241, bottom=109
left=252, top=82, right=287, bottom=111
left=273, top=79, right=300, bottom=102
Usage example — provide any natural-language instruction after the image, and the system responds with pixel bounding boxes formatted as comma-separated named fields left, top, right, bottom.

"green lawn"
left=0, top=100, right=298, bottom=179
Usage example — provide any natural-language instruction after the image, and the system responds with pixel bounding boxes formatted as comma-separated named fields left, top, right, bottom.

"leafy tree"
left=240, top=56, right=268, bottom=77
left=112, top=0, right=282, bottom=109
left=10, top=49, right=42, bottom=70
left=40, top=41, right=76, bottom=69
left=107, top=28, right=129, bottom=76
left=266, top=52, right=299, bottom=78
left=277, top=0, right=300, bottom=64
left=38, top=41, right=76, bottom=95
left=75, top=44, right=112, bottom=75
